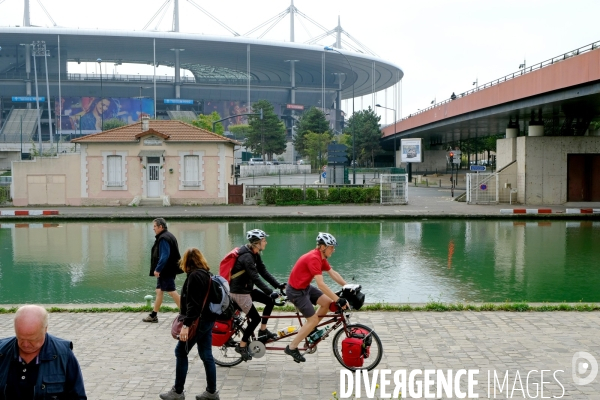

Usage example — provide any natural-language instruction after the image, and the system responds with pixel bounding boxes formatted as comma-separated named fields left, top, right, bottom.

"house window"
left=183, top=155, right=200, bottom=187
left=107, top=155, right=123, bottom=187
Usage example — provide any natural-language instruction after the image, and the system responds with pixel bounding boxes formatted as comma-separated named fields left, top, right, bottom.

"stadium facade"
left=0, top=0, right=403, bottom=162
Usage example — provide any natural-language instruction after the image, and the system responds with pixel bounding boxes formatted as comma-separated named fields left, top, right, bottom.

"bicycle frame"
left=229, top=306, right=351, bottom=353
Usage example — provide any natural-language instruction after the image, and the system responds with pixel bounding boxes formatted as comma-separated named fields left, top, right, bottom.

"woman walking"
left=160, top=248, right=219, bottom=400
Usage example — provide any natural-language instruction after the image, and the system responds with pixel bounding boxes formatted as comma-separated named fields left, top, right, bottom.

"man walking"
left=0, top=305, right=87, bottom=399
left=143, top=218, right=182, bottom=323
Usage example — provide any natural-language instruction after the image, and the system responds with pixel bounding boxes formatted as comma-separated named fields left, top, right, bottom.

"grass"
left=1, top=302, right=599, bottom=314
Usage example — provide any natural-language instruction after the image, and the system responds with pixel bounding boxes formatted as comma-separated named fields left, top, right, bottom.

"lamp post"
left=324, top=46, right=355, bottom=183
left=376, top=104, right=396, bottom=169
left=97, top=58, right=103, bottom=131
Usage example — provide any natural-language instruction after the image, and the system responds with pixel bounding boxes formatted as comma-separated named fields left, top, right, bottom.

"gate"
left=228, top=184, right=244, bottom=204
left=380, top=174, right=408, bottom=205
left=466, top=173, right=499, bottom=204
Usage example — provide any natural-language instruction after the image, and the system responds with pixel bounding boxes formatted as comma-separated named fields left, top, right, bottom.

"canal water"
left=1, top=220, right=599, bottom=304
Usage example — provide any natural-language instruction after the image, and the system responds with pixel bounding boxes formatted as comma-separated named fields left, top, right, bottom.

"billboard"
left=55, top=97, right=154, bottom=135
left=400, top=138, right=423, bottom=163
left=203, top=100, right=253, bottom=131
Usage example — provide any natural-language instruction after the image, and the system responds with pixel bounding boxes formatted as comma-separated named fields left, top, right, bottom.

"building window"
left=107, top=155, right=123, bottom=187
left=183, top=155, right=200, bottom=187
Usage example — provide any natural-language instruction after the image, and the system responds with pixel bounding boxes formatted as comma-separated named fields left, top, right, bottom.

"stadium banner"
left=55, top=97, right=154, bottom=135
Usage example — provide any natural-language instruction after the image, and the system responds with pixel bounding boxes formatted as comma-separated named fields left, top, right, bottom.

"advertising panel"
left=202, top=100, right=254, bottom=131
left=55, top=97, right=154, bottom=135
left=400, top=138, right=423, bottom=163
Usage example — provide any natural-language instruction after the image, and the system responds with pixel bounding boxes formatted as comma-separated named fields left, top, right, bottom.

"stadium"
left=0, top=0, right=404, bottom=162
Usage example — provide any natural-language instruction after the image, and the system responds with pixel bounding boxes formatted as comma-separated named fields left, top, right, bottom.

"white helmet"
left=316, top=232, right=337, bottom=247
left=247, top=229, right=268, bottom=242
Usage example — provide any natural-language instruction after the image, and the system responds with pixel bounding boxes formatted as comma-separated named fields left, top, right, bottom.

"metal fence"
left=380, top=174, right=408, bottom=205
left=466, top=173, right=499, bottom=204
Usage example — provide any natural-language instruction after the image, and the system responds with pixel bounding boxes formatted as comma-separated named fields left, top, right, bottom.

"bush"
left=306, top=188, right=317, bottom=201
left=317, top=189, right=328, bottom=201
left=263, top=187, right=277, bottom=204
left=277, top=188, right=303, bottom=203
left=339, top=188, right=353, bottom=203
left=328, top=188, right=340, bottom=202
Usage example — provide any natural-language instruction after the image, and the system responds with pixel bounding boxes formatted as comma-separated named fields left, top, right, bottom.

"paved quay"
left=1, top=310, right=600, bottom=399
left=1, top=186, right=600, bottom=220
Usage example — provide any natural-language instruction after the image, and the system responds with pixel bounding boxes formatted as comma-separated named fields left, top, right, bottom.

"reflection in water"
left=0, top=220, right=599, bottom=304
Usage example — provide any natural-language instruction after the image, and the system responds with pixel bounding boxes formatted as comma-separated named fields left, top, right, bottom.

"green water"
left=0, top=220, right=599, bottom=304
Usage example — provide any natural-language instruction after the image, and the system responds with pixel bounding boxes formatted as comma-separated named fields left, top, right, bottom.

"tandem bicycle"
left=211, top=284, right=383, bottom=371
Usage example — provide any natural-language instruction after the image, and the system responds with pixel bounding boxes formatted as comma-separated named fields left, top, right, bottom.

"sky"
left=1, top=0, right=599, bottom=125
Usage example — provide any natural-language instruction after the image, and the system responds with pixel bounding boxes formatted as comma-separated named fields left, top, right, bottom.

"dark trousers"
left=174, top=319, right=216, bottom=393
left=241, top=289, right=275, bottom=343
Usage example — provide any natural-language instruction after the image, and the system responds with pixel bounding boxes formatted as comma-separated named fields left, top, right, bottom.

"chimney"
left=142, top=116, right=150, bottom=132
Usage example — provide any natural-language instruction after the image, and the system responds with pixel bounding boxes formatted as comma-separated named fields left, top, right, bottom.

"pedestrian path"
left=1, top=311, right=599, bottom=399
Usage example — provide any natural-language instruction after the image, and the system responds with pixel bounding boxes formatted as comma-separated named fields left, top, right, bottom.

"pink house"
left=11, top=119, right=238, bottom=206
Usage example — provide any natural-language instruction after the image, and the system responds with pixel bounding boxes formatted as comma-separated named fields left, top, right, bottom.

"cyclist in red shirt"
left=284, top=232, right=348, bottom=363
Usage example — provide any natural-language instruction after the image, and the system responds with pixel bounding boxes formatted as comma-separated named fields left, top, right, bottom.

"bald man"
left=0, top=305, right=87, bottom=399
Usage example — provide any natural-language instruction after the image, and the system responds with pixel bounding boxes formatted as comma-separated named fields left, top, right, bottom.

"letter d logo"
left=572, top=351, right=598, bottom=385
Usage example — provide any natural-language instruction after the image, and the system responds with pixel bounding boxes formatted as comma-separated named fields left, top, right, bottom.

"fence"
left=240, top=165, right=311, bottom=178
left=380, top=174, right=408, bottom=205
left=466, top=173, right=499, bottom=204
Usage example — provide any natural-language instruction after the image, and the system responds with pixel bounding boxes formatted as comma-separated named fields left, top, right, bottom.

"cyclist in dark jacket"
left=229, top=229, right=286, bottom=361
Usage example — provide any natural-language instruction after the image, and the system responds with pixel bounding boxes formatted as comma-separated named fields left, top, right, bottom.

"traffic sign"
left=328, top=156, right=347, bottom=163
left=470, top=165, right=486, bottom=172
left=322, top=171, right=326, bottom=179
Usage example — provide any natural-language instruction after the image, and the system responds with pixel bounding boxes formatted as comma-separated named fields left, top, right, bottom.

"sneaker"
left=257, top=328, right=277, bottom=343
left=142, top=314, right=158, bottom=323
left=234, top=344, right=252, bottom=361
left=285, top=345, right=306, bottom=363
left=196, top=390, right=220, bottom=400
left=159, top=387, right=185, bottom=400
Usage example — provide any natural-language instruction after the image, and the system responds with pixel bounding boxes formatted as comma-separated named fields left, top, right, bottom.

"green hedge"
left=263, top=186, right=379, bottom=205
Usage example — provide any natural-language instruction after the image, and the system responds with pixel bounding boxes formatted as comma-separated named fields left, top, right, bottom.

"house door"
left=147, top=159, right=161, bottom=198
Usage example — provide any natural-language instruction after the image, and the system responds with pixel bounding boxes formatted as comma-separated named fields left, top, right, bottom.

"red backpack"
left=219, top=247, right=240, bottom=283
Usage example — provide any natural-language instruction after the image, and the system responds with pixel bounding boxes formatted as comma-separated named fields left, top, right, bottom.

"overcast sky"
left=1, top=0, right=599, bottom=124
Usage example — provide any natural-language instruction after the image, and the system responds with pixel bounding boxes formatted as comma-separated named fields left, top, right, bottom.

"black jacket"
left=180, top=269, right=217, bottom=327
left=149, top=229, right=182, bottom=278
left=229, top=245, right=281, bottom=295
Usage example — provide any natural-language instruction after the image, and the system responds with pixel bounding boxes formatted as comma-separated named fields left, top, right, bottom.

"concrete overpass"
left=382, top=40, right=600, bottom=146
left=381, top=41, right=600, bottom=205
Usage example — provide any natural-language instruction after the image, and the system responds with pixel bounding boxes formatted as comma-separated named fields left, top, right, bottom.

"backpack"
left=202, top=270, right=235, bottom=320
left=219, top=247, right=241, bottom=284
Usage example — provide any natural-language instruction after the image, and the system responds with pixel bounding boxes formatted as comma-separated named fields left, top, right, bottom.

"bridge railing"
left=396, top=40, right=600, bottom=124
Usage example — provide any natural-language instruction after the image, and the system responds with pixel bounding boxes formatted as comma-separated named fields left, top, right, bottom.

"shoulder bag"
left=171, top=271, right=210, bottom=340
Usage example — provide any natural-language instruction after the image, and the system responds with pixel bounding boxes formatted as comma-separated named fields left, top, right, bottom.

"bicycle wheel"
left=332, top=323, right=383, bottom=371
left=213, top=326, right=244, bottom=367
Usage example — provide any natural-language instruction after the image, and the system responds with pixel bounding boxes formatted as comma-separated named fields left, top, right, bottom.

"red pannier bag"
left=341, top=337, right=364, bottom=367
left=212, top=319, right=233, bottom=346
left=353, top=327, right=372, bottom=359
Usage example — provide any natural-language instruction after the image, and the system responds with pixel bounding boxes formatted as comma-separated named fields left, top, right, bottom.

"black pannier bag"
left=337, top=284, right=365, bottom=310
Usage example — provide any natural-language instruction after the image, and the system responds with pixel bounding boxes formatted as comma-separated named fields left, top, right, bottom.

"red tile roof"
left=71, top=120, right=239, bottom=144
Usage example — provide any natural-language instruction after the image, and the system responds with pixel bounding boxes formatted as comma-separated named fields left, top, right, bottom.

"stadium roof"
left=0, top=27, right=404, bottom=98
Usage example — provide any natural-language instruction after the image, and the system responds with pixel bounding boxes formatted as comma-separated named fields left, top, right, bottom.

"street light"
left=324, top=46, right=355, bottom=183
left=97, top=58, right=103, bottom=131
left=376, top=104, right=397, bottom=168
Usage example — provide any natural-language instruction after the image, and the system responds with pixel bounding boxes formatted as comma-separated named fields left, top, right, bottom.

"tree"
left=293, top=107, right=330, bottom=157
left=346, top=107, right=382, bottom=167
left=304, top=131, right=332, bottom=169
left=102, top=118, right=126, bottom=131
left=247, top=100, right=286, bottom=160
left=228, top=124, right=251, bottom=141
left=191, top=111, right=224, bottom=135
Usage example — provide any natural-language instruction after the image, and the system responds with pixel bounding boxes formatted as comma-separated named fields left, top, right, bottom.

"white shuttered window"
left=184, top=155, right=200, bottom=186
left=107, top=155, right=122, bottom=186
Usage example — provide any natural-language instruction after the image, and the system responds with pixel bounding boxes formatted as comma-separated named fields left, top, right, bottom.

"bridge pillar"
left=528, top=125, right=544, bottom=136
left=506, top=128, right=518, bottom=138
